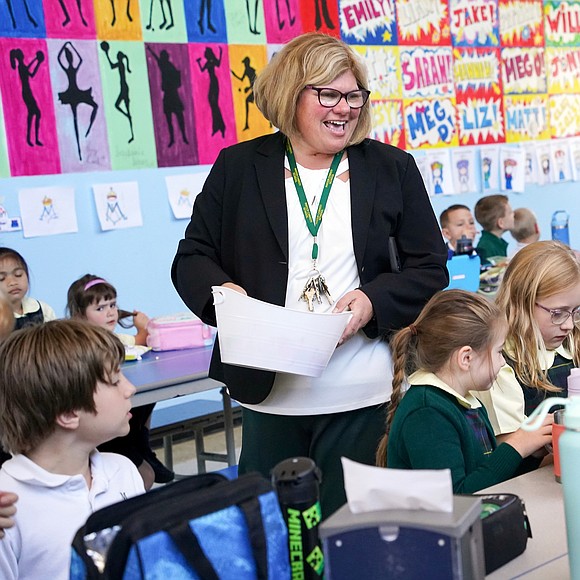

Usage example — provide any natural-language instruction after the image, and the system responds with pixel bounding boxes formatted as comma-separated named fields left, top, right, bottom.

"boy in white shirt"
left=439, top=204, right=478, bottom=258
left=0, top=320, right=145, bottom=580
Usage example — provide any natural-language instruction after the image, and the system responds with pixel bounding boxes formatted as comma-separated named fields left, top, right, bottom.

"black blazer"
left=172, top=132, right=448, bottom=404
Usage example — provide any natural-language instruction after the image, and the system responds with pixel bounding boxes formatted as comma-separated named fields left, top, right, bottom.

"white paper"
left=165, top=172, right=209, bottom=219
left=19, top=186, right=78, bottom=238
left=425, top=149, right=455, bottom=196
left=92, top=181, right=143, bottom=231
left=499, top=146, right=525, bottom=193
left=451, top=148, right=478, bottom=194
left=341, top=457, right=453, bottom=514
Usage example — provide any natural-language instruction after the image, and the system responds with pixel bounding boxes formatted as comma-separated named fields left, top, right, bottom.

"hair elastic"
left=84, top=278, right=108, bottom=291
left=409, top=323, right=417, bottom=336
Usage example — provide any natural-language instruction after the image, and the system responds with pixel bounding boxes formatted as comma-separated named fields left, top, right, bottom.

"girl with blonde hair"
left=478, top=240, right=580, bottom=436
left=377, top=290, right=551, bottom=493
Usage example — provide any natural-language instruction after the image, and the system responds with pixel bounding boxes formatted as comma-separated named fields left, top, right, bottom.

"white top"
left=116, top=332, right=136, bottom=347
left=243, top=157, right=392, bottom=415
left=0, top=451, right=145, bottom=580
left=14, top=296, right=56, bottom=322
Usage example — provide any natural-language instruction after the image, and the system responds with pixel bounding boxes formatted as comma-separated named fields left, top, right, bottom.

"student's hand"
left=133, top=311, right=149, bottom=332
left=221, top=282, right=247, bottom=295
left=504, top=414, right=553, bottom=458
left=333, top=289, right=374, bottom=346
left=0, top=492, right=18, bottom=538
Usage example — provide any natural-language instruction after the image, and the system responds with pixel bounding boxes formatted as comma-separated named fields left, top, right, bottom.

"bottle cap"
left=271, top=457, right=322, bottom=504
left=568, top=368, right=580, bottom=397
left=455, top=235, right=473, bottom=256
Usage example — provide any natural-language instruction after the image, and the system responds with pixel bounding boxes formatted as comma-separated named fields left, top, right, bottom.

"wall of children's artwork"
left=1, top=0, right=580, bottom=178
left=1, top=0, right=580, bottom=316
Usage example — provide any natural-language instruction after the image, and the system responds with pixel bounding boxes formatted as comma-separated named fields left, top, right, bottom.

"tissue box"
left=146, top=313, right=214, bottom=351
left=320, top=495, right=484, bottom=580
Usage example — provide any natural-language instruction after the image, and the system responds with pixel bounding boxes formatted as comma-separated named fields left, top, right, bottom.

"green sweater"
left=476, top=230, right=508, bottom=263
left=386, top=385, right=535, bottom=493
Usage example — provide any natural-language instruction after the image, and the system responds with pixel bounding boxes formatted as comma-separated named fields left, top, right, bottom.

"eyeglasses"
left=535, top=302, right=580, bottom=326
left=305, top=86, right=370, bottom=109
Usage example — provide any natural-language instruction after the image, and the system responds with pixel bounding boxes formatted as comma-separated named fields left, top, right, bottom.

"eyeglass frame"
left=535, top=302, right=580, bottom=325
left=305, top=85, right=371, bottom=109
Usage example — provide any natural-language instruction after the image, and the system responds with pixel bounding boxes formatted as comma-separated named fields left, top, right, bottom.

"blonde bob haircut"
left=495, top=240, right=580, bottom=392
left=253, top=32, right=372, bottom=146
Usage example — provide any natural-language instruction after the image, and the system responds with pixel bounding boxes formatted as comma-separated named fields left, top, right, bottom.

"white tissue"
left=341, top=457, right=453, bottom=514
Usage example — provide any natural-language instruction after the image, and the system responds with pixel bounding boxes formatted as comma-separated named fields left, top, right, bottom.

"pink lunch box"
left=146, top=313, right=214, bottom=351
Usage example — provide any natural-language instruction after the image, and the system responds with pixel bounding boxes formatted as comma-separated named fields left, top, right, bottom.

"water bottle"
left=523, top=397, right=580, bottom=579
left=552, top=210, right=570, bottom=246
left=567, top=367, right=580, bottom=398
left=272, top=457, right=324, bottom=579
left=455, top=235, right=474, bottom=256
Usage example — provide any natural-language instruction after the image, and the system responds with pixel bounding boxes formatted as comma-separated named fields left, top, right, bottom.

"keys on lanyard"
left=300, top=269, right=333, bottom=312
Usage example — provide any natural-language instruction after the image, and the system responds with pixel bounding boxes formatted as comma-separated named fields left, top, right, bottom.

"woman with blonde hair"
left=173, top=32, right=447, bottom=517
left=477, top=240, right=580, bottom=437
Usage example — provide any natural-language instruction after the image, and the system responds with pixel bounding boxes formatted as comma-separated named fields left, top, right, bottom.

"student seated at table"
left=0, top=289, right=17, bottom=531
left=377, top=290, right=551, bottom=493
left=477, top=241, right=580, bottom=439
left=67, top=274, right=174, bottom=488
left=0, top=320, right=144, bottom=579
left=0, top=290, right=14, bottom=467
left=509, top=208, right=540, bottom=257
left=439, top=204, right=478, bottom=260
left=0, top=247, right=56, bottom=330
left=474, top=195, right=515, bottom=264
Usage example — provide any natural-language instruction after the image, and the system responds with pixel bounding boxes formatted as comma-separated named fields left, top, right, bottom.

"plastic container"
left=146, top=313, right=214, bottom=351
left=211, top=286, right=351, bottom=377
left=551, top=210, right=570, bottom=246
left=523, top=396, right=580, bottom=580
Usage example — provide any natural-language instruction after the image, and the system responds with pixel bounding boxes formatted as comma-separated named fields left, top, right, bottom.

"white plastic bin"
left=212, top=286, right=352, bottom=377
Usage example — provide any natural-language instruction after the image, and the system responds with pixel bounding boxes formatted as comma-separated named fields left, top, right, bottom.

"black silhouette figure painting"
left=109, top=0, right=132, bottom=27
left=147, top=46, right=188, bottom=148
left=245, top=0, right=260, bottom=35
left=5, top=0, right=38, bottom=28
left=57, top=42, right=98, bottom=161
left=197, top=46, right=225, bottom=138
left=10, top=48, right=43, bottom=147
left=146, top=0, right=174, bottom=31
left=58, top=0, right=87, bottom=27
left=100, top=41, right=134, bottom=143
left=276, top=0, right=295, bottom=29
left=197, top=0, right=215, bottom=34
left=231, top=56, right=256, bottom=131
left=314, top=0, right=334, bottom=30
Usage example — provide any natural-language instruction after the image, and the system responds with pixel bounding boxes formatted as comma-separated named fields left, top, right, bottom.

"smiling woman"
left=172, top=32, right=448, bottom=519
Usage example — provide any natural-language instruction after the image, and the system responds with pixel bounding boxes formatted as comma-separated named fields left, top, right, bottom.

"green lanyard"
left=285, top=139, right=343, bottom=262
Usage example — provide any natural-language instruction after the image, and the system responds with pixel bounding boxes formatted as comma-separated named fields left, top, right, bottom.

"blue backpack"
left=70, top=472, right=290, bottom=579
